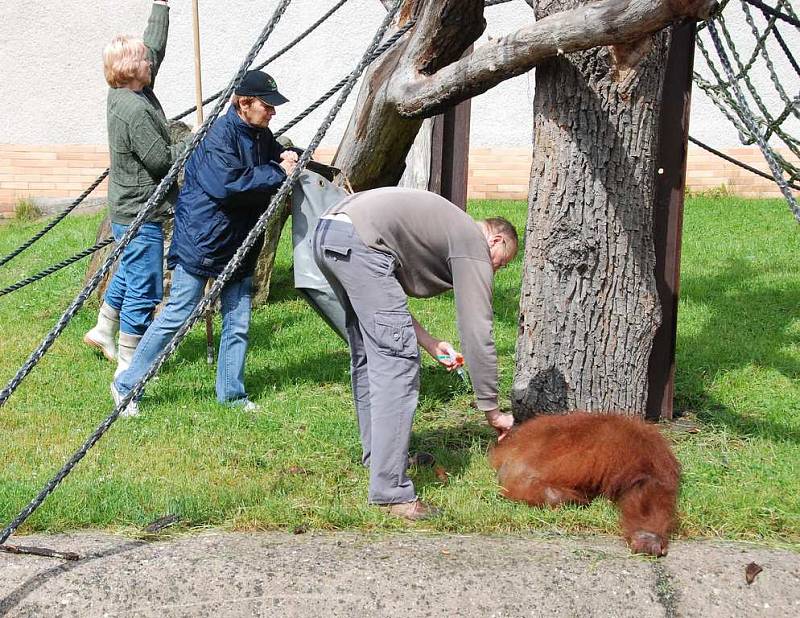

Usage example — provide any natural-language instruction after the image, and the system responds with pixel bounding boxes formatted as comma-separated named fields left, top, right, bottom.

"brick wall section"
left=0, top=144, right=110, bottom=217
left=685, top=147, right=799, bottom=197
left=1, top=145, right=797, bottom=217
left=468, top=148, right=531, bottom=200
left=466, top=147, right=800, bottom=201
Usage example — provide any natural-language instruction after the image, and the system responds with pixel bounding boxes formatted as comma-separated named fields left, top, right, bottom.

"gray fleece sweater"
left=330, top=187, right=499, bottom=412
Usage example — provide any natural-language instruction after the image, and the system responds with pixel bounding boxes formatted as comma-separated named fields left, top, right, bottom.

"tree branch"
left=396, top=0, right=715, bottom=116
left=406, top=0, right=485, bottom=74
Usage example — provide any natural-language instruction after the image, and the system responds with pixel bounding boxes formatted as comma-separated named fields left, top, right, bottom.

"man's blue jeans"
left=114, top=264, right=253, bottom=404
left=105, top=222, right=164, bottom=336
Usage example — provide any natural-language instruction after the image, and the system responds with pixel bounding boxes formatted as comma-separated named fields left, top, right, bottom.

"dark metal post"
left=429, top=43, right=472, bottom=210
left=429, top=96, right=471, bottom=210
left=647, top=21, right=697, bottom=420
left=443, top=98, right=472, bottom=209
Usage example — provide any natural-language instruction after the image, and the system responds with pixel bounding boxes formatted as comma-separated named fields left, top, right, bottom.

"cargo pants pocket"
left=322, top=244, right=351, bottom=262
left=374, top=311, right=418, bottom=358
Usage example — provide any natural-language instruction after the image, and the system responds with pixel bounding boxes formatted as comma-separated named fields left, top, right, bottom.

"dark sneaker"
left=379, top=499, right=441, bottom=521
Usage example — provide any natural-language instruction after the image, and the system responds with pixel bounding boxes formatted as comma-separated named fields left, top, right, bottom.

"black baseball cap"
left=235, top=70, right=289, bottom=106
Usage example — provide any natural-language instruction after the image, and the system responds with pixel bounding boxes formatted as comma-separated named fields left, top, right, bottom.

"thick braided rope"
left=0, top=0, right=294, bottom=408
left=0, top=237, right=114, bottom=299
left=0, top=171, right=108, bottom=269
left=688, top=136, right=800, bottom=191
left=736, top=0, right=800, bottom=179
left=0, top=0, right=403, bottom=547
left=766, top=15, right=800, bottom=77
left=0, top=20, right=414, bottom=302
left=697, top=8, right=778, bottom=120
left=743, top=0, right=800, bottom=28
left=695, top=3, right=772, bottom=100
left=716, top=3, right=800, bottom=153
left=275, top=21, right=415, bottom=138
left=741, top=0, right=800, bottom=127
left=743, top=0, right=800, bottom=108
left=694, top=1, right=800, bottom=183
left=0, top=0, right=345, bottom=270
left=706, top=20, right=800, bottom=222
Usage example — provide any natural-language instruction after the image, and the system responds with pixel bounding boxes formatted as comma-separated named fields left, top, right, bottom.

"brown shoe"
left=379, top=499, right=441, bottom=521
left=408, top=451, right=435, bottom=467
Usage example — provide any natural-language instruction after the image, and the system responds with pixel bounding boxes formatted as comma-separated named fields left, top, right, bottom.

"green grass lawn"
left=0, top=196, right=798, bottom=546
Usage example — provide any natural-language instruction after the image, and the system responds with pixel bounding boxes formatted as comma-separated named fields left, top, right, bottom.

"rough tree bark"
left=511, top=4, right=669, bottom=418
left=333, top=0, right=487, bottom=188
left=333, top=0, right=714, bottom=191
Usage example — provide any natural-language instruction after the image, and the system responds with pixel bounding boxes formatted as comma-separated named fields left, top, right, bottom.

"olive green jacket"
left=106, top=3, right=187, bottom=224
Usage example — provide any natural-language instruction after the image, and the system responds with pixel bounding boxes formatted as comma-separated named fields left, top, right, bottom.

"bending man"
left=313, top=187, right=517, bottom=520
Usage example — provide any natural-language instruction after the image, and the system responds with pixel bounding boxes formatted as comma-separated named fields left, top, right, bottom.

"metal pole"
left=192, top=0, right=215, bottom=365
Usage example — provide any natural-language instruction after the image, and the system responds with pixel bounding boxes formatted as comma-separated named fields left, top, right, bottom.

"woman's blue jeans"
left=104, top=222, right=164, bottom=336
left=114, top=264, right=253, bottom=404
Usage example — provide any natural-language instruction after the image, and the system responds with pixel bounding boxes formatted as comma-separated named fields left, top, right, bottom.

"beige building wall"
left=1, top=1, right=796, bottom=217
left=1, top=145, right=797, bottom=218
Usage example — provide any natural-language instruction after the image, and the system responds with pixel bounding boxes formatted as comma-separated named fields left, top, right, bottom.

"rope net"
left=694, top=0, right=800, bottom=216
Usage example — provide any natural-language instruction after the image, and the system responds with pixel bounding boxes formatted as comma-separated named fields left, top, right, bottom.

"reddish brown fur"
left=489, top=413, right=680, bottom=556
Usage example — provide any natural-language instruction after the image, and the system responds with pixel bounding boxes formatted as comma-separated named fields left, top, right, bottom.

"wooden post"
left=646, top=21, right=697, bottom=420
left=192, top=0, right=215, bottom=365
left=192, top=0, right=204, bottom=125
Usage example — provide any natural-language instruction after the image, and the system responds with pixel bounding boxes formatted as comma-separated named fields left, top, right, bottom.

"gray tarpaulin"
left=291, top=167, right=348, bottom=340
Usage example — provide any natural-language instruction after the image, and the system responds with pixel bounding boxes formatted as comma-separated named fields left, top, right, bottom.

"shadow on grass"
left=409, top=419, right=497, bottom=493
left=491, top=278, right=522, bottom=330
left=262, top=266, right=298, bottom=303
left=676, top=257, right=800, bottom=442
left=247, top=350, right=350, bottom=396
left=690, top=405, right=800, bottom=444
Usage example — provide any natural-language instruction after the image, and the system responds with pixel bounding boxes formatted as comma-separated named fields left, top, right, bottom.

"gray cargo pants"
left=313, top=218, right=419, bottom=505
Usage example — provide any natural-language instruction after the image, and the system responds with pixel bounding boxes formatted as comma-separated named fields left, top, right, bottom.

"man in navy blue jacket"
left=113, top=70, right=297, bottom=416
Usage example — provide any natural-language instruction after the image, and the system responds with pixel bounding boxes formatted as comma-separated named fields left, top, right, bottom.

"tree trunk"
left=251, top=196, right=291, bottom=306
left=332, top=0, right=486, bottom=187
left=398, top=118, right=434, bottom=191
left=512, top=4, right=671, bottom=418
left=83, top=214, right=117, bottom=301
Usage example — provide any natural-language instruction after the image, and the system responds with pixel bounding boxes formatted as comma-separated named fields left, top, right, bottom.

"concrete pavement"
left=1, top=531, right=798, bottom=616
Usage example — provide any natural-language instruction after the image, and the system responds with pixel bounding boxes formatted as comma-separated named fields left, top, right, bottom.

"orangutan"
left=489, top=412, right=680, bottom=556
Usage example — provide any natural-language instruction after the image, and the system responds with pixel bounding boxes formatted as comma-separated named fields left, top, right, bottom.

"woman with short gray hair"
left=84, top=0, right=189, bottom=378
